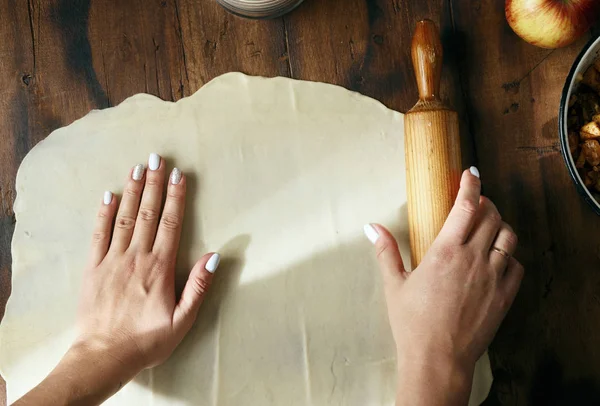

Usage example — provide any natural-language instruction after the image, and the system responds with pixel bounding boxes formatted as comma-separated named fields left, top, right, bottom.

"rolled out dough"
left=0, top=73, right=492, bottom=405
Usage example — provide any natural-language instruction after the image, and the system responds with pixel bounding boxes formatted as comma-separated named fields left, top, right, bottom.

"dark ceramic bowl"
left=559, top=34, right=600, bottom=215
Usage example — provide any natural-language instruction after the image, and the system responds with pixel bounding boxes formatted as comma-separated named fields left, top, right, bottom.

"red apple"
left=506, top=0, right=600, bottom=49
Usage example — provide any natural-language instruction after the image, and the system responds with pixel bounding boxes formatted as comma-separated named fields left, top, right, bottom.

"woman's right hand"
left=365, top=168, right=523, bottom=406
left=15, top=154, right=220, bottom=406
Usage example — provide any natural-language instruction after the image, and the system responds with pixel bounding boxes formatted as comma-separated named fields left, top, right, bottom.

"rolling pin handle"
left=411, top=19, right=443, bottom=102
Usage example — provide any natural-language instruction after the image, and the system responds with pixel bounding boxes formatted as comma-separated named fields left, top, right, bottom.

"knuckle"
left=504, top=230, right=518, bottom=247
left=430, top=243, right=479, bottom=269
left=145, top=176, right=161, bottom=187
left=160, top=213, right=181, bottom=231
left=490, top=210, right=502, bottom=224
left=482, top=198, right=501, bottom=222
left=138, top=207, right=159, bottom=222
left=430, top=244, right=457, bottom=265
left=124, top=187, right=139, bottom=197
left=92, top=231, right=108, bottom=244
left=167, top=188, right=185, bottom=200
left=458, top=198, right=478, bottom=216
left=115, top=215, right=136, bottom=230
left=485, top=208, right=501, bottom=224
left=191, top=276, right=210, bottom=297
left=497, top=296, right=510, bottom=311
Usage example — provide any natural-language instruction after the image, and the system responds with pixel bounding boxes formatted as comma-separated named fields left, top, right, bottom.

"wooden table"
left=1, top=1, right=599, bottom=404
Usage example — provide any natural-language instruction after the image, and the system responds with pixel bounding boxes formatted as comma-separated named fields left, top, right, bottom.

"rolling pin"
left=405, top=20, right=462, bottom=267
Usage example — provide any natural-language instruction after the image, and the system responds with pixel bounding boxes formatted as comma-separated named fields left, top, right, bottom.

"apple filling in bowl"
left=568, top=58, right=600, bottom=196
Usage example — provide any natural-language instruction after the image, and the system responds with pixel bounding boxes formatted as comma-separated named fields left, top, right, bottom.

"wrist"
left=14, top=340, right=142, bottom=406
left=69, top=336, right=144, bottom=374
left=58, top=340, right=141, bottom=403
left=396, top=350, right=474, bottom=406
left=71, top=332, right=147, bottom=372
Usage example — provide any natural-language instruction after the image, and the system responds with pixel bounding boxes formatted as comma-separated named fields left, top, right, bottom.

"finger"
left=173, top=253, right=220, bottom=335
left=153, top=168, right=185, bottom=259
left=467, top=196, right=502, bottom=252
left=437, top=168, right=481, bottom=245
left=131, top=154, right=165, bottom=251
left=364, top=223, right=407, bottom=287
left=110, top=163, right=146, bottom=252
left=89, top=191, right=118, bottom=267
left=489, top=222, right=518, bottom=269
left=499, top=257, right=524, bottom=310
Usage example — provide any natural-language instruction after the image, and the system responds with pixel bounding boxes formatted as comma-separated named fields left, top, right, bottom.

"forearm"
left=13, top=340, right=141, bottom=406
left=395, top=354, right=473, bottom=406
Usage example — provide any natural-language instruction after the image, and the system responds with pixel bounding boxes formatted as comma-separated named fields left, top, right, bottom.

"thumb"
left=173, top=252, right=221, bottom=334
left=364, top=224, right=407, bottom=286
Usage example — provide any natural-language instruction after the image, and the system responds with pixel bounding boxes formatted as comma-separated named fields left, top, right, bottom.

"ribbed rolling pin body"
left=405, top=20, right=462, bottom=267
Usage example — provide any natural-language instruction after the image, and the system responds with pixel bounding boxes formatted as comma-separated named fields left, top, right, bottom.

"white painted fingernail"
left=148, top=153, right=160, bottom=171
left=470, top=166, right=480, bottom=179
left=170, top=167, right=182, bottom=185
left=205, top=253, right=221, bottom=273
left=363, top=224, right=380, bottom=244
left=103, top=191, right=113, bottom=205
left=132, top=164, right=145, bottom=181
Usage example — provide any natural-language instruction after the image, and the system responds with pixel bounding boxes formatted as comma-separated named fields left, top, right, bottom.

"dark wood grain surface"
left=1, top=1, right=599, bottom=405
